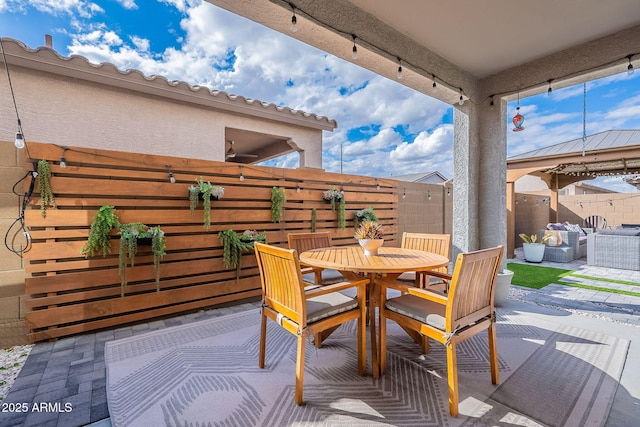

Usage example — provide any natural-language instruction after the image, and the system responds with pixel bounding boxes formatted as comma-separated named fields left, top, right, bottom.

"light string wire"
left=283, top=2, right=637, bottom=107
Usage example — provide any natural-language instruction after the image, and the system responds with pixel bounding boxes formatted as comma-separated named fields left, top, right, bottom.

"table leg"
left=369, top=274, right=380, bottom=378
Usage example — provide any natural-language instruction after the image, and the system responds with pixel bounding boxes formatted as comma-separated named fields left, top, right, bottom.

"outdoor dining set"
left=254, top=231, right=504, bottom=416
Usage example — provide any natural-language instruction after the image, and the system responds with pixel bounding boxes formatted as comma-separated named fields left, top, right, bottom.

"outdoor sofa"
left=587, top=227, right=640, bottom=270
left=539, top=222, right=592, bottom=263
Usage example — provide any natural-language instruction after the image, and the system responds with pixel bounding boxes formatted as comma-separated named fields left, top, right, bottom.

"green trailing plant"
left=190, top=177, right=224, bottom=230
left=81, top=205, right=120, bottom=258
left=118, top=223, right=167, bottom=295
left=36, top=159, right=57, bottom=217
left=354, top=207, right=378, bottom=228
left=271, top=186, right=286, bottom=223
left=188, top=185, right=200, bottom=215
left=311, top=208, right=317, bottom=232
left=337, top=197, right=346, bottom=229
left=323, top=187, right=343, bottom=211
left=218, top=229, right=266, bottom=278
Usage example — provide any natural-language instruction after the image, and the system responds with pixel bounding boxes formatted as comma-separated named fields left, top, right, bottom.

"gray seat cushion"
left=306, top=292, right=358, bottom=324
left=385, top=294, right=446, bottom=330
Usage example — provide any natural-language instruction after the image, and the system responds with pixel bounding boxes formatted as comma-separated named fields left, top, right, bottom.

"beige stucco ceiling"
left=348, top=0, right=640, bottom=78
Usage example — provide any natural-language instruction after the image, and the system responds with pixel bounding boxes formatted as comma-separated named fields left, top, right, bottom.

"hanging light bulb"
left=432, top=75, right=437, bottom=92
left=402, top=188, right=406, bottom=199
left=290, top=4, right=298, bottom=33
left=165, top=164, right=175, bottom=183
left=489, top=95, right=495, bottom=108
left=396, top=58, right=403, bottom=79
left=627, top=55, right=634, bottom=75
left=296, top=184, right=301, bottom=193
left=376, top=180, right=380, bottom=190
left=59, top=146, right=68, bottom=168
left=547, top=79, right=553, bottom=97
left=351, top=35, right=358, bottom=60
left=14, top=131, right=25, bottom=149
left=458, top=88, right=464, bottom=106
left=239, top=165, right=245, bottom=181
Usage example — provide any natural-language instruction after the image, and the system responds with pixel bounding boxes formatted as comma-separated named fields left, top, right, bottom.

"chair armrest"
left=417, top=271, right=451, bottom=281
left=304, top=279, right=369, bottom=297
left=378, top=278, right=448, bottom=305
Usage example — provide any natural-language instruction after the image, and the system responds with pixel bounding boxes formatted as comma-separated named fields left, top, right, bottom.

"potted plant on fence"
left=189, top=177, right=224, bottom=230
left=218, top=229, right=267, bottom=279
left=519, top=233, right=550, bottom=263
left=36, top=159, right=57, bottom=218
left=354, top=220, right=384, bottom=256
left=117, top=223, right=166, bottom=294
left=323, top=187, right=343, bottom=211
left=354, top=207, right=378, bottom=228
left=81, top=205, right=120, bottom=258
left=271, top=186, right=286, bottom=223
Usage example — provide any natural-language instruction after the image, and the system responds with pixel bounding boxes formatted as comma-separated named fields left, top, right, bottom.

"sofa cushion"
left=596, top=228, right=640, bottom=236
left=564, top=222, right=587, bottom=235
left=547, top=223, right=567, bottom=231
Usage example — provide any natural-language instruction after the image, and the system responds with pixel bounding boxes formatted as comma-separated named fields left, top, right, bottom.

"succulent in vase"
left=354, top=220, right=384, bottom=240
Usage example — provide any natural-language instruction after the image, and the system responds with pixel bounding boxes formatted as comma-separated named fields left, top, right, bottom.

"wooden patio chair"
left=288, top=232, right=333, bottom=285
left=398, top=232, right=451, bottom=291
left=379, top=245, right=504, bottom=416
left=584, top=215, right=607, bottom=230
left=254, top=242, right=368, bottom=405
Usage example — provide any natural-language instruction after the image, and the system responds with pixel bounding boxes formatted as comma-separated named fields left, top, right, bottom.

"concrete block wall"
left=396, top=181, right=452, bottom=238
left=0, top=140, right=28, bottom=347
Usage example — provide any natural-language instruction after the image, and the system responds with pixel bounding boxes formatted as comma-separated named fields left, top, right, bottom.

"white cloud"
left=117, top=0, right=138, bottom=10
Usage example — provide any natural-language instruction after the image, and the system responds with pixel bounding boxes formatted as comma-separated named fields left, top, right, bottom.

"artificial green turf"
left=506, top=262, right=640, bottom=297
left=506, top=263, right=573, bottom=289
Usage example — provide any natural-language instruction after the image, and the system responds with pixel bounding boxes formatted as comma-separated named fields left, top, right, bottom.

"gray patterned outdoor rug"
left=105, top=308, right=628, bottom=427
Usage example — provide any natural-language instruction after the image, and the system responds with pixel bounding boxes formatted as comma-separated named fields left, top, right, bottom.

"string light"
left=297, top=183, right=301, bottom=193
left=396, top=58, right=403, bottom=79
left=290, top=3, right=298, bottom=33
left=14, top=131, right=25, bottom=149
left=628, top=55, right=635, bottom=75
left=547, top=79, right=553, bottom=96
left=239, top=165, right=244, bottom=181
left=458, top=88, right=464, bottom=105
left=351, top=35, right=358, bottom=60
left=166, top=164, right=175, bottom=183
left=59, top=146, right=68, bottom=168
left=489, top=95, right=494, bottom=108
left=432, top=75, right=437, bottom=92
left=427, top=191, right=431, bottom=200
left=376, top=179, right=380, bottom=190
left=402, top=188, right=406, bottom=199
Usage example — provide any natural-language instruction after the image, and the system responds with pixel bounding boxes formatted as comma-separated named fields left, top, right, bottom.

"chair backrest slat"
left=446, top=246, right=503, bottom=331
left=254, top=242, right=306, bottom=324
left=288, top=232, right=332, bottom=254
left=401, top=232, right=451, bottom=273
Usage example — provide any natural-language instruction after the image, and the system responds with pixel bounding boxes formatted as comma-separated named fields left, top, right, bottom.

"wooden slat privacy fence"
left=23, top=142, right=398, bottom=342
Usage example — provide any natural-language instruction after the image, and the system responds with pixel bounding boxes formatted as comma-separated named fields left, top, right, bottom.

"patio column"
left=452, top=96, right=508, bottom=264
left=452, top=103, right=480, bottom=258
left=478, top=97, right=508, bottom=267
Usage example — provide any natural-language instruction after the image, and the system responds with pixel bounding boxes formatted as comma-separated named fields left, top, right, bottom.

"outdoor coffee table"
left=299, top=245, right=449, bottom=377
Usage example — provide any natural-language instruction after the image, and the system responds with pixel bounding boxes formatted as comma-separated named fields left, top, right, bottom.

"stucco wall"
left=0, top=65, right=324, bottom=167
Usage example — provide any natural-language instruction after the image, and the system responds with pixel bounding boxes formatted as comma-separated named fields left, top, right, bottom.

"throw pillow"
left=543, top=230, right=563, bottom=246
left=547, top=223, right=566, bottom=231
left=563, top=222, right=583, bottom=234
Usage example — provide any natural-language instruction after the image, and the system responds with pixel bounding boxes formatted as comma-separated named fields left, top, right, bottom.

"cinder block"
left=0, top=319, right=29, bottom=348
left=0, top=165, right=27, bottom=193
left=0, top=141, right=19, bottom=167
left=0, top=296, right=21, bottom=320
left=0, top=232, right=24, bottom=270
left=0, top=271, right=26, bottom=296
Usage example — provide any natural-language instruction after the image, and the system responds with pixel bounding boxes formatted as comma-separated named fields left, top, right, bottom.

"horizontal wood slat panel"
left=23, top=142, right=398, bottom=342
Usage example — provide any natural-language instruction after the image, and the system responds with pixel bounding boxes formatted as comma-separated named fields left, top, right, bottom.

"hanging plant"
left=311, top=208, right=317, bottom=232
left=189, top=177, right=224, bottom=230
left=271, top=186, right=286, bottom=223
left=323, top=187, right=343, bottom=211
left=148, top=226, right=166, bottom=291
left=354, top=207, right=378, bottom=228
left=36, top=159, right=57, bottom=217
left=81, top=205, right=120, bottom=258
left=188, top=185, right=200, bottom=215
left=218, top=229, right=266, bottom=278
left=118, top=223, right=167, bottom=295
left=337, top=197, right=346, bottom=229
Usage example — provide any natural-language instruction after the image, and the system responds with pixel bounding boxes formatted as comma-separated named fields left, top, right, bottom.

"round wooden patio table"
left=299, top=245, right=449, bottom=377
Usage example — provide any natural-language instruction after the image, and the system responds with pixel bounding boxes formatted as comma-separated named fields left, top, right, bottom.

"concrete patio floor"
left=1, top=257, right=639, bottom=427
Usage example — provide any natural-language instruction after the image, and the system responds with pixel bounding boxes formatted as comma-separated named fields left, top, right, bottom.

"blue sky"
left=1, top=0, right=639, bottom=192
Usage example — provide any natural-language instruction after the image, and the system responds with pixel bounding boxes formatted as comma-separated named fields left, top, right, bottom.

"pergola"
left=207, top=0, right=640, bottom=261
left=506, top=130, right=640, bottom=256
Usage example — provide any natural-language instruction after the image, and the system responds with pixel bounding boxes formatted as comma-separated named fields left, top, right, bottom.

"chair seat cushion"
left=307, top=292, right=358, bottom=324
left=385, top=294, right=446, bottom=330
